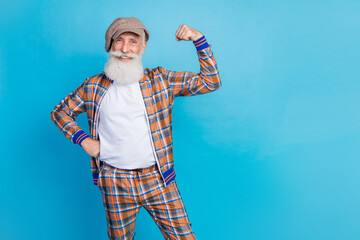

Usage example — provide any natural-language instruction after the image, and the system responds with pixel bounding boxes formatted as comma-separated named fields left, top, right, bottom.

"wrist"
left=80, top=137, right=91, bottom=147
left=192, top=33, right=203, bottom=41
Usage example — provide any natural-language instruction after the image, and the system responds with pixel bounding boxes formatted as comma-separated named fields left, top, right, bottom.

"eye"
left=131, top=40, right=137, bottom=44
left=116, top=39, right=123, bottom=43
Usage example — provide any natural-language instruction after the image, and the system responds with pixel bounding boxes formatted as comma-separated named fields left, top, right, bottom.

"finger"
left=178, top=27, right=187, bottom=40
left=175, top=24, right=182, bottom=35
left=175, top=25, right=184, bottom=39
left=179, top=25, right=188, bottom=36
left=181, top=31, right=191, bottom=41
left=176, top=30, right=184, bottom=40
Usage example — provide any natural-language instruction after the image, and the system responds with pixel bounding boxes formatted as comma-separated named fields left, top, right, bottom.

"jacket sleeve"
left=160, top=35, right=221, bottom=98
left=50, top=82, right=90, bottom=145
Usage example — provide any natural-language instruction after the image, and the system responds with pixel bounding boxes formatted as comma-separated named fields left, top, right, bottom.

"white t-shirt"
left=98, top=81, right=156, bottom=169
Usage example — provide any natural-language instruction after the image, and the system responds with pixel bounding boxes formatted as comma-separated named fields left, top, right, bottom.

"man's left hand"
left=175, top=24, right=203, bottom=41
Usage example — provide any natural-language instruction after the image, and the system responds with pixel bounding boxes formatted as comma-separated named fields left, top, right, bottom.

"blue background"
left=1, top=0, right=359, bottom=239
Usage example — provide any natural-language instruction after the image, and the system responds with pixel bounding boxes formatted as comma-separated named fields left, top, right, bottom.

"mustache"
left=109, top=50, right=138, bottom=59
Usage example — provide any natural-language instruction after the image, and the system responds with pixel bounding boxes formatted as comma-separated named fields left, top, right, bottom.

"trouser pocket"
left=97, top=161, right=106, bottom=191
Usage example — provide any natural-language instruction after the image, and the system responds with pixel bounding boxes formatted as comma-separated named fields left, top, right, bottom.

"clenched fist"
left=81, top=138, right=100, bottom=158
left=175, top=24, right=203, bottom=41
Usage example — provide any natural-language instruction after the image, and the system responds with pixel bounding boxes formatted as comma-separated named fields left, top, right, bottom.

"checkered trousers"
left=97, top=162, right=196, bottom=240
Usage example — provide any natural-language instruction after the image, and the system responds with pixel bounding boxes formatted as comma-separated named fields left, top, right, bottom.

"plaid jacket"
left=50, top=36, right=221, bottom=186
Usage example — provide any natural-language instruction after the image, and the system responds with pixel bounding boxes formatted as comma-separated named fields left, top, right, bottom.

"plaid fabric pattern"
left=50, top=36, right=221, bottom=185
left=98, top=162, right=196, bottom=240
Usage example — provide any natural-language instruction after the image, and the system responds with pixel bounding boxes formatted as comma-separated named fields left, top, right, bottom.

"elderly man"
left=50, top=17, right=221, bottom=240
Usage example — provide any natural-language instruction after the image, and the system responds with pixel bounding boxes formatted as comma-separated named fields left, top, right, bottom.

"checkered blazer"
left=50, top=36, right=221, bottom=186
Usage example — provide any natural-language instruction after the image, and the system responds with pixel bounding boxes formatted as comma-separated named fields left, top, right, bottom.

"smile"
left=119, top=56, right=133, bottom=62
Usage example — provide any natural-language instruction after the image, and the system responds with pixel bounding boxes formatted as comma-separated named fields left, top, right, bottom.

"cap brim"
left=112, top=28, right=144, bottom=40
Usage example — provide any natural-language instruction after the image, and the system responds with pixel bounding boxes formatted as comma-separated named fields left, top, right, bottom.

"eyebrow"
left=116, top=36, right=140, bottom=42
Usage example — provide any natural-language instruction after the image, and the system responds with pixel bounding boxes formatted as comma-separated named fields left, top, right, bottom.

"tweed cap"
left=105, top=17, right=149, bottom=52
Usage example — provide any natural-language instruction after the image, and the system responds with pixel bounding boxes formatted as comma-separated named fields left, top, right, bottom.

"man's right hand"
left=81, top=138, right=100, bottom=157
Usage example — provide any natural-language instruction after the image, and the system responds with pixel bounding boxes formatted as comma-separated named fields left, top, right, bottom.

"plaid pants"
left=97, top=161, right=196, bottom=240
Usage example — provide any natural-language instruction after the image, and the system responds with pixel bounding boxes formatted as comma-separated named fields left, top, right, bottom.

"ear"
left=141, top=41, right=147, bottom=55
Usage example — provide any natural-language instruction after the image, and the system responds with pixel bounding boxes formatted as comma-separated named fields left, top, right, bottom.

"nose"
left=120, top=42, right=129, bottom=53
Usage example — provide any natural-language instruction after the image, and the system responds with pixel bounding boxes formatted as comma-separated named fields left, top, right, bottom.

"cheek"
left=134, top=44, right=143, bottom=54
left=112, top=42, right=123, bottom=51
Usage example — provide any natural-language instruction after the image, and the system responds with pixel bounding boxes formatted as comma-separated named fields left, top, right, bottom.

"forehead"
left=116, top=32, right=141, bottom=40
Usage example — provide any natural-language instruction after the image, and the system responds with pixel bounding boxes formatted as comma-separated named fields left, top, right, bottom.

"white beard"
left=104, top=50, right=144, bottom=84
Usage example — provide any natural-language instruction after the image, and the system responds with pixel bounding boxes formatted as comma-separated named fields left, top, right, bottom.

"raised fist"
left=175, top=24, right=203, bottom=41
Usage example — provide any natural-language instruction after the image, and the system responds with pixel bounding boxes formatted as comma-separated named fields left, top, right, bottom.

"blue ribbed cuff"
left=193, top=35, right=209, bottom=51
left=163, top=168, right=176, bottom=185
left=72, top=130, right=90, bottom=145
left=93, top=173, right=99, bottom=185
